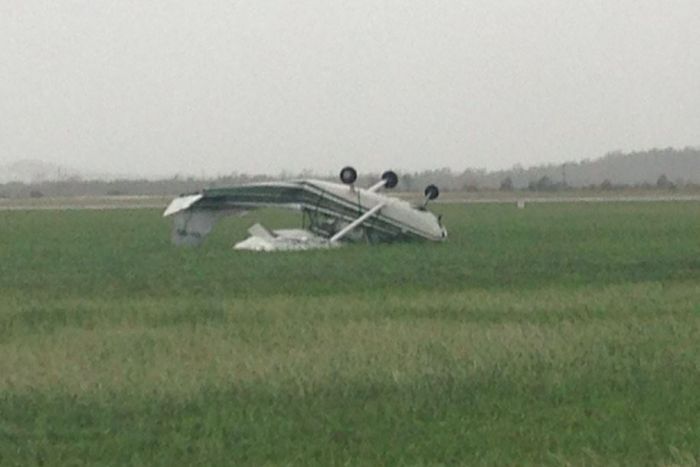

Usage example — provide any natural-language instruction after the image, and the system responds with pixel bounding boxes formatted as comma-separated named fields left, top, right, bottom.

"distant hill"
left=397, top=147, right=700, bottom=191
left=0, top=160, right=82, bottom=183
left=493, top=147, right=700, bottom=189
left=0, top=147, right=698, bottom=197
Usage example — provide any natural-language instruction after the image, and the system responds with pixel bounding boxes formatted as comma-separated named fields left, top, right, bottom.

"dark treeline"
left=1, top=147, right=698, bottom=198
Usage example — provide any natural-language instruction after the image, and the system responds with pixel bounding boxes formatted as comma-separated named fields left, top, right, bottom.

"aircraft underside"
left=164, top=168, right=446, bottom=251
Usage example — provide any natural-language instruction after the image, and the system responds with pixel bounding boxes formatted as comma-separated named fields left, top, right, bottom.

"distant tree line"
left=1, top=147, right=698, bottom=198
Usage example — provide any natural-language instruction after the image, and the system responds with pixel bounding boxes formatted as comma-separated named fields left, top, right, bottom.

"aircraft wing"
left=163, top=182, right=316, bottom=216
left=164, top=181, right=380, bottom=223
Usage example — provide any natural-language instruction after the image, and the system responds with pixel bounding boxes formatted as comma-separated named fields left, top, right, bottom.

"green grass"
left=1, top=202, right=699, bottom=465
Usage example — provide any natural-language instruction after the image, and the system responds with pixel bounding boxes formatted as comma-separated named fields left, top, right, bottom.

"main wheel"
left=381, top=170, right=399, bottom=189
left=340, top=166, right=358, bottom=185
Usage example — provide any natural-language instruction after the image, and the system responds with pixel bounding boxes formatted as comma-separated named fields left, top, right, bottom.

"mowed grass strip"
left=1, top=281, right=699, bottom=394
left=2, top=284, right=700, bottom=465
left=0, top=202, right=699, bottom=464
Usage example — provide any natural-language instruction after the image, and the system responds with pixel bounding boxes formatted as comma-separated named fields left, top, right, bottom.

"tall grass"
left=1, top=203, right=699, bottom=464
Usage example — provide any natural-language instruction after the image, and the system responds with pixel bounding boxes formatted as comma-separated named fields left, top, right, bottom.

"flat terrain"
left=1, top=189, right=699, bottom=211
left=0, top=195, right=170, bottom=211
left=1, top=203, right=699, bottom=465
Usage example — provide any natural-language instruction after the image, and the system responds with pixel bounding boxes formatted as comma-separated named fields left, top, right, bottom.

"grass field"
left=1, top=202, right=699, bottom=465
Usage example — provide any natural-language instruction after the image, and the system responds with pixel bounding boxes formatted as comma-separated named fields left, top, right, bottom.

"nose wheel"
left=424, top=184, right=440, bottom=200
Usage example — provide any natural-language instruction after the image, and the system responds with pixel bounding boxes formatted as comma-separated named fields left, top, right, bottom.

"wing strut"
left=330, top=202, right=386, bottom=243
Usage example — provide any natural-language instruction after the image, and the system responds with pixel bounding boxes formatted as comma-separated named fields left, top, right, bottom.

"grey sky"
left=1, top=0, right=699, bottom=178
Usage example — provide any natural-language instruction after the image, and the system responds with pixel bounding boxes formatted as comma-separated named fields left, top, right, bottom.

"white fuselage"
left=305, top=180, right=446, bottom=241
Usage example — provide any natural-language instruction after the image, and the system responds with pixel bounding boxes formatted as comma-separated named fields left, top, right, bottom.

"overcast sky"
left=1, top=0, right=699, bottom=178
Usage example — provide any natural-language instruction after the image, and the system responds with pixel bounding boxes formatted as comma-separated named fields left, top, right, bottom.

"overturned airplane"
left=163, top=167, right=447, bottom=251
